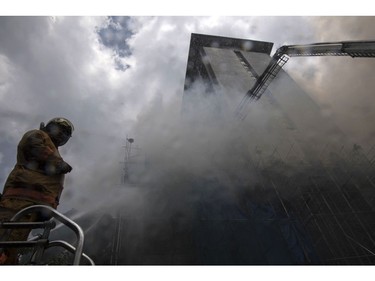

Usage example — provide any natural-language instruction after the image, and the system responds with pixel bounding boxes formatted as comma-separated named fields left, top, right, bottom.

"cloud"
left=97, top=16, right=133, bottom=71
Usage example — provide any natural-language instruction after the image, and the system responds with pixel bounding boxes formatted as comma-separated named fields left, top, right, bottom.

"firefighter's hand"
left=59, top=161, right=73, bottom=174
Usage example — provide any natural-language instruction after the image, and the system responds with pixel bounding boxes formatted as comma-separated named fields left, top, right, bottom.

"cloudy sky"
left=1, top=14, right=375, bottom=215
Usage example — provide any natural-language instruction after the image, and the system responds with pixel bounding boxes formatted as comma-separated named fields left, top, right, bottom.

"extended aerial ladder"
left=236, top=40, right=375, bottom=119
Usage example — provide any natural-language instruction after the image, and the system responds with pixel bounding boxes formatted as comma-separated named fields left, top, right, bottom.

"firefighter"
left=0, top=117, right=74, bottom=265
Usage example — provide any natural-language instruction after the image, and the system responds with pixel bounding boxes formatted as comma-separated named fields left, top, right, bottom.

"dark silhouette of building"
left=180, top=33, right=375, bottom=265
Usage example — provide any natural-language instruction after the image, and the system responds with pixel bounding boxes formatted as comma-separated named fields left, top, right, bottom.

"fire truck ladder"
left=0, top=205, right=95, bottom=265
left=236, top=40, right=375, bottom=119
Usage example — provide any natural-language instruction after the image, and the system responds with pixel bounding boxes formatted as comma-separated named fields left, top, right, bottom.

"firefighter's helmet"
left=42, top=117, right=74, bottom=146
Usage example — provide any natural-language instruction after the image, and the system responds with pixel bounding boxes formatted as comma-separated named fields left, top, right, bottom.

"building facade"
left=181, top=33, right=375, bottom=264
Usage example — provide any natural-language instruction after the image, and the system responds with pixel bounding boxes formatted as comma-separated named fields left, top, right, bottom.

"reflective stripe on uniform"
left=1, top=187, right=57, bottom=208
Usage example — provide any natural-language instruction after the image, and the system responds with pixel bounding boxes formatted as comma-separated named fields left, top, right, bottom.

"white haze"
left=0, top=16, right=375, bottom=216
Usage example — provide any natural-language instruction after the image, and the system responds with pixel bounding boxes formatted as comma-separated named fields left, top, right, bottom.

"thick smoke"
left=1, top=16, right=375, bottom=220
left=66, top=17, right=375, bottom=219
left=133, top=84, right=257, bottom=187
left=2, top=17, right=375, bottom=266
left=285, top=17, right=375, bottom=148
left=69, top=82, right=262, bottom=219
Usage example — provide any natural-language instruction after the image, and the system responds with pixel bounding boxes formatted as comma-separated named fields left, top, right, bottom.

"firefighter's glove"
left=58, top=161, right=73, bottom=174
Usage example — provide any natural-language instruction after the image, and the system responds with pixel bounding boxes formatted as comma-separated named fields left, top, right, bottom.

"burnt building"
left=180, top=33, right=375, bottom=265
left=45, top=33, right=375, bottom=265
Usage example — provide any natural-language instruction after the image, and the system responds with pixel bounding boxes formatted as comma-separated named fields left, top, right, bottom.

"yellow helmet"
left=42, top=117, right=74, bottom=146
left=45, top=117, right=74, bottom=136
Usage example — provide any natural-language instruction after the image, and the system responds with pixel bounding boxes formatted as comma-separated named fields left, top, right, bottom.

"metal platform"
left=0, top=205, right=94, bottom=265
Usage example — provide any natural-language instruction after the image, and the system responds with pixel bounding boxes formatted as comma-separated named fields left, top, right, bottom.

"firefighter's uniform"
left=0, top=118, right=73, bottom=265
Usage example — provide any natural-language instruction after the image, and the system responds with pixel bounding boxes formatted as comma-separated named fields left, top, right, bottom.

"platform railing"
left=0, top=205, right=94, bottom=265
